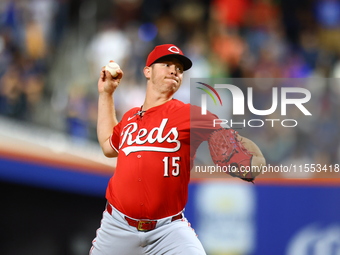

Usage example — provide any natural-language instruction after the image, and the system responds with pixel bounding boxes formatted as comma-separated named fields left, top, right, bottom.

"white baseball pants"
left=89, top=203, right=206, bottom=255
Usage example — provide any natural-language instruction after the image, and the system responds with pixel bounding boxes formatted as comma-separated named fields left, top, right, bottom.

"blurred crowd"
left=0, top=0, right=70, bottom=130
left=1, top=0, right=340, bottom=169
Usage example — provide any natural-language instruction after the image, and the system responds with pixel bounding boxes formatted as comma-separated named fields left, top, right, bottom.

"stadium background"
left=1, top=0, right=340, bottom=254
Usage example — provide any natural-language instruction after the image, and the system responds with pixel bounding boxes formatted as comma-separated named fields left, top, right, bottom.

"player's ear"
left=143, top=66, right=151, bottom=79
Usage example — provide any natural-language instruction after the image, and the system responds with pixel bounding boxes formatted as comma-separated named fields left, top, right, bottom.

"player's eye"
left=162, top=63, right=183, bottom=73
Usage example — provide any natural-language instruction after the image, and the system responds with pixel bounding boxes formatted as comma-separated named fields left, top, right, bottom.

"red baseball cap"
left=146, top=44, right=192, bottom=71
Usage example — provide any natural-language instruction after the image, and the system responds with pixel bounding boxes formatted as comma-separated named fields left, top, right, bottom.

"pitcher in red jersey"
left=90, top=44, right=265, bottom=255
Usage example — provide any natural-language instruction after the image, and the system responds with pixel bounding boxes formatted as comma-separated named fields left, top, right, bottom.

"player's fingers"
left=104, top=69, right=112, bottom=79
left=116, top=69, right=124, bottom=79
left=100, top=69, right=105, bottom=80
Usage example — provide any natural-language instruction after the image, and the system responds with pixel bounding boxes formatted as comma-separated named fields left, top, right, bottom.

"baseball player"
left=90, top=44, right=265, bottom=255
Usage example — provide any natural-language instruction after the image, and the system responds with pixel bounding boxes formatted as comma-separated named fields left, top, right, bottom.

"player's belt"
left=106, top=203, right=183, bottom=232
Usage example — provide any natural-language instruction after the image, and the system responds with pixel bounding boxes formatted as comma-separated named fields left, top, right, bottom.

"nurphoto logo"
left=195, top=81, right=312, bottom=128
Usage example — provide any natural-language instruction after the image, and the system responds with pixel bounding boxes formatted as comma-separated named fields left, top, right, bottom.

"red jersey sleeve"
left=190, top=104, right=220, bottom=142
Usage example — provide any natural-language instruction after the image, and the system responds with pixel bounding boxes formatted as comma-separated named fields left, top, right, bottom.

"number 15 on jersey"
left=163, top=157, right=180, bottom=177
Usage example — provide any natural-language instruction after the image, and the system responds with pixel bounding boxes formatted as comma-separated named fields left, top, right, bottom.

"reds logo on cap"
left=146, top=44, right=192, bottom=71
left=168, top=46, right=180, bottom=54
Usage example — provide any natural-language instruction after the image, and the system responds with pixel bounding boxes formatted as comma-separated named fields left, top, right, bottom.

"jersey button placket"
left=137, top=154, right=144, bottom=211
left=138, top=178, right=143, bottom=207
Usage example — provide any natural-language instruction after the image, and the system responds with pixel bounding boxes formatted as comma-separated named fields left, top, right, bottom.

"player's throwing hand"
left=98, top=60, right=123, bottom=95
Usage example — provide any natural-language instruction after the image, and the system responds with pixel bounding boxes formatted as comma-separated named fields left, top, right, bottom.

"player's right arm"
left=97, top=64, right=123, bottom=157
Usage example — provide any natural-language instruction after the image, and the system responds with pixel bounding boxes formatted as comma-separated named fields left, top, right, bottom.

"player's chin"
left=171, top=85, right=181, bottom=94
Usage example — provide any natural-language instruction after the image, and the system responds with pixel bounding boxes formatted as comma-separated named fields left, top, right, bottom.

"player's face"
left=146, top=58, right=184, bottom=95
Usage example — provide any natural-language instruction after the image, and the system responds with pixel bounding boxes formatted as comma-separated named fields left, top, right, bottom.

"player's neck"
left=142, top=92, right=173, bottom=111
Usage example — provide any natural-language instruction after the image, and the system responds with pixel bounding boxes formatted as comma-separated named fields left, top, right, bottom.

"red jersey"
left=106, top=99, right=217, bottom=219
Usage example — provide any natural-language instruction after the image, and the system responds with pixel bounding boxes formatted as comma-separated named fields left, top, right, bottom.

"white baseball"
left=105, top=62, right=120, bottom=77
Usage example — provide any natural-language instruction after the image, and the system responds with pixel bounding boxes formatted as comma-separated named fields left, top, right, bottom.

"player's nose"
left=169, top=64, right=178, bottom=75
